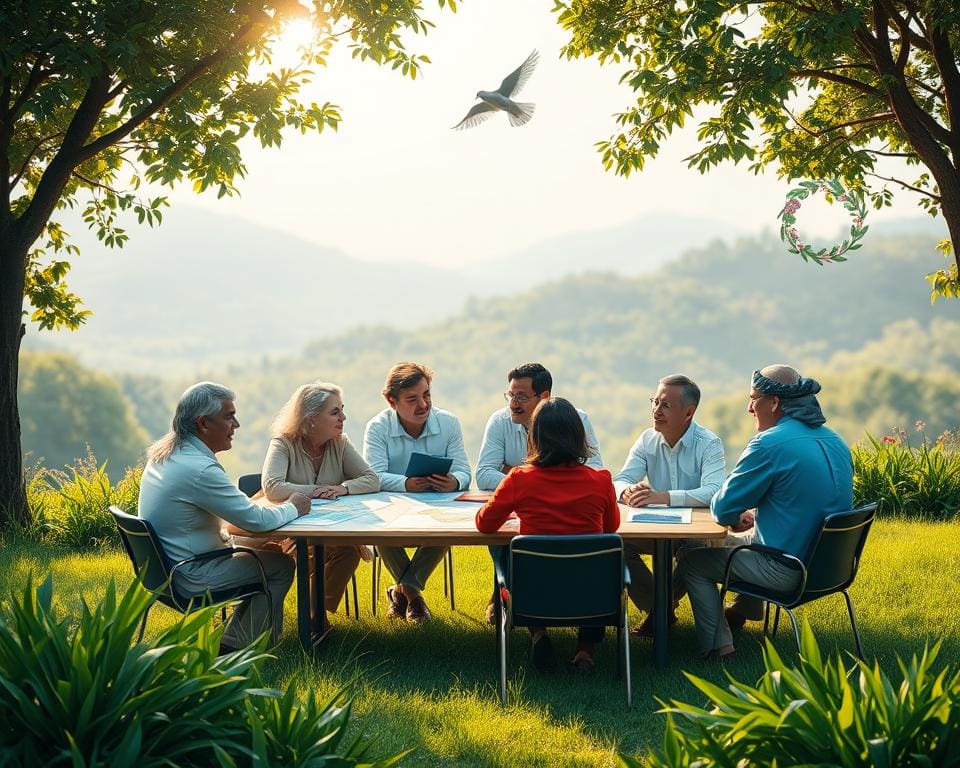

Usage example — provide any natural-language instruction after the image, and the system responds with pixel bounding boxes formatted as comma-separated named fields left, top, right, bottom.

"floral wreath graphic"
left=778, top=179, right=869, bottom=265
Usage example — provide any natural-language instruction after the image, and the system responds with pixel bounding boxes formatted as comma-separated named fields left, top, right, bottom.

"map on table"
left=289, top=497, right=391, bottom=528
left=629, top=507, right=693, bottom=524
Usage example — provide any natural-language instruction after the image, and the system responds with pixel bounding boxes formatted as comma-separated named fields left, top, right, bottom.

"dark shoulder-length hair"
left=526, top=397, right=590, bottom=468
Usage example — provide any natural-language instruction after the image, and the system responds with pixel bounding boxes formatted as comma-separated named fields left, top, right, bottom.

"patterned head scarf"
left=752, top=369, right=826, bottom=427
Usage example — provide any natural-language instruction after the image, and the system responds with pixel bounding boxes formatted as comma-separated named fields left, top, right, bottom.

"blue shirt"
left=711, top=417, right=853, bottom=557
left=475, top=406, right=603, bottom=491
left=613, top=421, right=725, bottom=507
left=362, top=407, right=472, bottom=492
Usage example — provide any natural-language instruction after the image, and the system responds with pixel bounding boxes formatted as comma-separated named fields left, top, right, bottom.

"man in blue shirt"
left=363, top=362, right=472, bottom=623
left=677, top=365, right=853, bottom=660
left=613, top=374, right=725, bottom=635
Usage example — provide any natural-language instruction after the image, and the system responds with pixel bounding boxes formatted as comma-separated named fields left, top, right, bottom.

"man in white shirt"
left=139, top=382, right=311, bottom=653
left=363, top=362, right=472, bottom=623
left=475, top=362, right=604, bottom=621
left=613, top=374, right=725, bottom=636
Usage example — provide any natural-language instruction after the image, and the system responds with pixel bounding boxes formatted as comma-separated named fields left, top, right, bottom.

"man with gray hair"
left=677, top=365, right=853, bottom=661
left=613, top=374, right=725, bottom=635
left=139, top=381, right=311, bottom=653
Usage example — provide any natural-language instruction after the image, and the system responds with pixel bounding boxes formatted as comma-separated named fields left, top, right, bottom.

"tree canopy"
left=554, top=0, right=960, bottom=298
left=0, top=0, right=453, bottom=525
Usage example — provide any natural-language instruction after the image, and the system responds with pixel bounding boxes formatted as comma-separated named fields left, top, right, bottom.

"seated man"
left=138, top=381, right=311, bottom=654
left=476, top=362, right=603, bottom=622
left=476, top=362, right=603, bottom=490
left=676, top=365, right=853, bottom=660
left=363, top=362, right=472, bottom=623
left=613, top=374, right=725, bottom=635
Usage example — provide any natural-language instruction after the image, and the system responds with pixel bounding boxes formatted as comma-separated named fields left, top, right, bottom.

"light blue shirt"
left=711, top=416, right=853, bottom=557
left=362, top=407, right=472, bottom=492
left=139, top=436, right=299, bottom=563
left=475, top=406, right=604, bottom=490
left=613, top=421, right=725, bottom=506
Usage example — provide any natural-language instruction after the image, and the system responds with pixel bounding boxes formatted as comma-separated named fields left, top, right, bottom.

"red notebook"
left=454, top=490, right=493, bottom=503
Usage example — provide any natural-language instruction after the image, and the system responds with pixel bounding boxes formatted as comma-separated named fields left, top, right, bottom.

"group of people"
left=138, top=359, right=853, bottom=667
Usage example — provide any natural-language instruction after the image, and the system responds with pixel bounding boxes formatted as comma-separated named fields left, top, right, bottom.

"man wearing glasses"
left=475, top=362, right=603, bottom=621
left=613, top=374, right=726, bottom=637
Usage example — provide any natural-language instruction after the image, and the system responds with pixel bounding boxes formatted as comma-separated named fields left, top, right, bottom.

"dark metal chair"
left=237, top=473, right=361, bottom=619
left=719, top=502, right=878, bottom=659
left=493, top=534, right=632, bottom=706
left=109, top=505, right=273, bottom=643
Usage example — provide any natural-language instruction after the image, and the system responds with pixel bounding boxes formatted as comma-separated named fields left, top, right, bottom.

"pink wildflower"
left=881, top=435, right=898, bottom=445
left=916, top=419, right=926, bottom=431
left=784, top=199, right=801, bottom=214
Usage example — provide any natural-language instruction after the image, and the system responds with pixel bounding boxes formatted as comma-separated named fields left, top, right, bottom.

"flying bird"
left=452, top=50, right=539, bottom=131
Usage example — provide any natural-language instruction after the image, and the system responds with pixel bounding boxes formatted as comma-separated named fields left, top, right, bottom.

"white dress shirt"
left=362, top=407, right=472, bottom=492
left=138, top=435, right=299, bottom=563
left=475, top=406, right=604, bottom=491
left=612, top=420, right=725, bottom=507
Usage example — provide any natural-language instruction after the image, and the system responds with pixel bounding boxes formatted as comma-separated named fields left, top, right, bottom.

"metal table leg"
left=653, top=538, right=673, bottom=669
left=296, top=539, right=311, bottom=651
left=312, top=542, right=325, bottom=644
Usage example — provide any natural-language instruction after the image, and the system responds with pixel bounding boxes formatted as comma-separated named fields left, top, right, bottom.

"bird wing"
left=451, top=101, right=497, bottom=131
left=496, top=49, right=539, bottom=98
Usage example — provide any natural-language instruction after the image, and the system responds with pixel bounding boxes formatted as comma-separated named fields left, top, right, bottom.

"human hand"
left=729, top=511, right=755, bottom=533
left=428, top=473, right=459, bottom=492
left=621, top=482, right=662, bottom=507
left=405, top=476, right=433, bottom=492
left=289, top=492, right=311, bottom=516
left=499, top=463, right=514, bottom=474
left=311, top=485, right=347, bottom=500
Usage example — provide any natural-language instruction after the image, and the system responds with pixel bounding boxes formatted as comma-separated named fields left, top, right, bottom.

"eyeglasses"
left=748, top=393, right=768, bottom=403
left=504, top=392, right=535, bottom=404
left=649, top=397, right=674, bottom=411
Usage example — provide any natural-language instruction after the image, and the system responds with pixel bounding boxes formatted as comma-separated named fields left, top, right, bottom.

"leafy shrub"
left=853, top=432, right=960, bottom=520
left=25, top=451, right=142, bottom=549
left=0, top=575, right=406, bottom=767
left=629, top=624, right=960, bottom=768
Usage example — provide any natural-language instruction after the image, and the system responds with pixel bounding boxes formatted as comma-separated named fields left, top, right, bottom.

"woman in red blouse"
left=475, top=397, right=620, bottom=673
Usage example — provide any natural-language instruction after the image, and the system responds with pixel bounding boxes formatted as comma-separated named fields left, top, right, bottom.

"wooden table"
left=248, top=492, right=725, bottom=668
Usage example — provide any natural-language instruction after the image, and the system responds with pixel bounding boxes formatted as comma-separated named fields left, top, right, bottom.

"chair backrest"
left=109, top=506, right=175, bottom=596
left=509, top=534, right=624, bottom=624
left=238, top=473, right=262, bottom=498
left=802, top=502, right=877, bottom=597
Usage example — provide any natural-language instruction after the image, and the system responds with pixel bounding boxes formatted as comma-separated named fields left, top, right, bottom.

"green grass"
left=2, top=520, right=958, bottom=767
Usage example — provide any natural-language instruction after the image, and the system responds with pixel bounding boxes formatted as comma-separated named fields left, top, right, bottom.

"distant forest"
left=21, top=231, right=960, bottom=478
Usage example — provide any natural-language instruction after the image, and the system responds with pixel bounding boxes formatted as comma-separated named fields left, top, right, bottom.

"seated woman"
left=262, top=381, right=380, bottom=627
left=475, top=396, right=620, bottom=673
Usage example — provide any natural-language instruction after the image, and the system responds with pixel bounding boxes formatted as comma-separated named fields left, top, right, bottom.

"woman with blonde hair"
left=262, top=381, right=379, bottom=627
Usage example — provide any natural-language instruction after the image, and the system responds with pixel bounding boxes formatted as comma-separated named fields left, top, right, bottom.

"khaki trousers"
left=281, top=541, right=361, bottom=613
left=174, top=536, right=294, bottom=648
left=676, top=530, right=801, bottom=653
left=377, top=545, right=448, bottom=594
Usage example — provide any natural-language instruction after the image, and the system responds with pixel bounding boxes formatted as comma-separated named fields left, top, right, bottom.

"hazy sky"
left=168, top=0, right=924, bottom=269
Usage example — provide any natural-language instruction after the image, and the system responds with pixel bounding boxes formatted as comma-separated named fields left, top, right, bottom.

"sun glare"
left=270, top=16, right=318, bottom=70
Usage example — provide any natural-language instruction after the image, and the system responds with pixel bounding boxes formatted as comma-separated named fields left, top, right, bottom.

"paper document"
left=288, top=497, right=390, bottom=528
left=629, top=507, right=693, bottom=524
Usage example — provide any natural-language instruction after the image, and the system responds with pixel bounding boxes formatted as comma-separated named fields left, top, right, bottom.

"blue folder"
left=404, top=451, right=453, bottom=478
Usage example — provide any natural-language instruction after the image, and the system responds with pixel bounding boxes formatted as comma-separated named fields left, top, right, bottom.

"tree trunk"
left=0, top=234, right=29, bottom=528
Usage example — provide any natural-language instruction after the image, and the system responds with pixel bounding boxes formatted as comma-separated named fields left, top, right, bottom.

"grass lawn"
left=2, top=518, right=959, bottom=767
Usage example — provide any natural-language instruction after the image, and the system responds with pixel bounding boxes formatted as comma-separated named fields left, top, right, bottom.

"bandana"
left=752, top=370, right=826, bottom=427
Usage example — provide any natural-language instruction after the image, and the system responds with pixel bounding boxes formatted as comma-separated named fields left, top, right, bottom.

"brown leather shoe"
left=630, top=610, right=678, bottom=638
left=724, top=607, right=748, bottom=631
left=405, top=594, right=432, bottom=624
left=385, top=587, right=408, bottom=620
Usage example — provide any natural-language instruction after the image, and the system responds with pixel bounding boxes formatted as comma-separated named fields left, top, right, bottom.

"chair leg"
left=842, top=590, right=865, bottom=660
left=371, top=549, right=379, bottom=617
left=498, top=608, right=508, bottom=706
left=622, top=608, right=632, bottom=707
left=772, top=604, right=782, bottom=636
left=446, top=548, right=455, bottom=611
left=762, top=602, right=771, bottom=637
left=137, top=606, right=150, bottom=643
left=351, top=573, right=359, bottom=620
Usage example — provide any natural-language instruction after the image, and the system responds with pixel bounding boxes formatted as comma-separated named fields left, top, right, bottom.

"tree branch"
left=8, top=55, right=53, bottom=122
left=928, top=22, right=960, bottom=159
left=793, top=68, right=883, bottom=97
left=866, top=171, right=940, bottom=200
left=10, top=133, right=65, bottom=190
left=77, top=13, right=270, bottom=162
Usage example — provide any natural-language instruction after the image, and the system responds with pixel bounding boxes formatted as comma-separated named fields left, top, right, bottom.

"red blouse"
left=475, top=463, right=620, bottom=535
